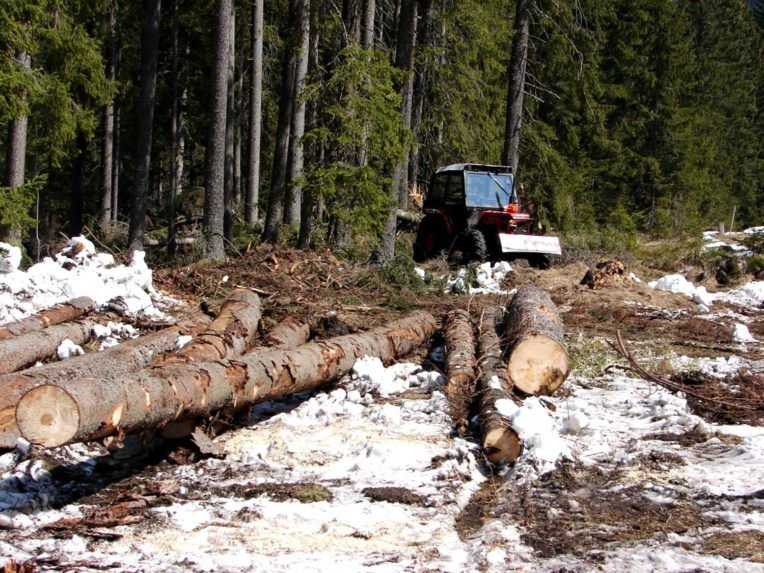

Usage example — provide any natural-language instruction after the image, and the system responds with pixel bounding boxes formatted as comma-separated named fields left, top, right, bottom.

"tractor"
left=412, top=164, right=561, bottom=268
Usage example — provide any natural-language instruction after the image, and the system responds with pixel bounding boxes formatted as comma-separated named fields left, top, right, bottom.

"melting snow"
left=55, top=339, right=85, bottom=360
left=0, top=236, right=174, bottom=325
left=446, top=262, right=514, bottom=295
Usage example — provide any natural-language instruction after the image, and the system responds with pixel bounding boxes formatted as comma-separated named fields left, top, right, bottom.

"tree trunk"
left=128, top=0, right=162, bottom=252
left=409, top=0, right=433, bottom=194
left=380, top=0, right=418, bottom=262
left=205, top=0, right=233, bottom=260
left=284, top=0, right=311, bottom=229
left=168, top=0, right=182, bottom=255
left=297, top=3, right=322, bottom=249
left=444, top=309, right=477, bottom=436
left=2, top=52, right=31, bottom=243
left=112, top=106, right=120, bottom=222
left=478, top=306, right=523, bottom=465
left=362, top=0, right=376, bottom=49
left=246, top=0, right=264, bottom=226
left=0, top=320, right=93, bottom=376
left=18, top=311, right=437, bottom=448
left=158, top=290, right=261, bottom=364
left=224, top=7, right=236, bottom=241
left=261, top=316, right=310, bottom=348
left=502, top=0, right=531, bottom=173
left=0, top=313, right=211, bottom=449
left=233, top=29, right=244, bottom=210
left=0, top=297, right=95, bottom=342
left=99, top=3, right=117, bottom=230
left=69, top=133, right=87, bottom=237
left=504, top=285, right=569, bottom=395
left=263, top=2, right=298, bottom=243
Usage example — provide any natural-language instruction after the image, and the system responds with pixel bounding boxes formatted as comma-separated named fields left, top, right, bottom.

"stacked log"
left=261, top=317, right=311, bottom=349
left=0, top=313, right=211, bottom=449
left=443, top=309, right=477, bottom=436
left=0, top=321, right=94, bottom=375
left=476, top=306, right=523, bottom=464
left=0, top=297, right=95, bottom=341
left=504, top=285, right=570, bottom=395
left=17, top=311, right=437, bottom=448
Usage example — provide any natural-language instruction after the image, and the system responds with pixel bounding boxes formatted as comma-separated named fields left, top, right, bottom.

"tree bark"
left=128, top=0, right=162, bottom=252
left=224, top=7, right=236, bottom=241
left=18, top=311, right=437, bottom=448
left=263, top=1, right=298, bottom=243
left=0, top=314, right=211, bottom=449
left=112, top=106, right=120, bottom=222
left=444, top=309, right=477, bottom=436
left=158, top=290, right=261, bottom=364
left=2, top=51, right=31, bottom=243
left=69, top=133, right=87, bottom=237
left=408, top=0, right=433, bottom=193
left=0, top=321, right=93, bottom=376
left=362, top=0, right=376, bottom=49
left=502, top=0, right=531, bottom=173
left=478, top=306, right=523, bottom=465
left=168, top=0, right=184, bottom=255
left=99, top=3, right=117, bottom=230
left=205, top=0, right=233, bottom=260
left=504, top=285, right=569, bottom=395
left=0, top=297, right=95, bottom=342
left=246, top=0, right=264, bottom=226
left=284, top=0, right=311, bottom=229
left=261, top=316, right=310, bottom=349
left=380, top=0, right=418, bottom=262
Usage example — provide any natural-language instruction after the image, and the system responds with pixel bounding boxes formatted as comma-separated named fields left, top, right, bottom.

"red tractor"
left=413, top=164, right=561, bottom=267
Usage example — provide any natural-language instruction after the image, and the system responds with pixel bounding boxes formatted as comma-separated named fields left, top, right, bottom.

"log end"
left=483, top=426, right=523, bottom=464
left=508, top=335, right=570, bottom=395
left=16, top=385, right=81, bottom=448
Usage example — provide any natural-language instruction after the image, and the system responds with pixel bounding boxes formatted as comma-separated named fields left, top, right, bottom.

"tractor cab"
left=414, top=163, right=561, bottom=265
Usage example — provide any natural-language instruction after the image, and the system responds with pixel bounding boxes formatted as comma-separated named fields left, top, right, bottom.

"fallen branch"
left=0, top=313, right=211, bottom=449
left=444, top=309, right=477, bottom=436
left=504, top=286, right=570, bottom=395
left=0, top=297, right=95, bottom=341
left=17, top=311, right=437, bottom=448
left=477, top=306, right=523, bottom=464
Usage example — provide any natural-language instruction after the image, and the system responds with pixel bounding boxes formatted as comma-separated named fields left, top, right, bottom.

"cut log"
left=477, top=306, right=523, bottom=465
left=444, top=309, right=477, bottom=436
left=0, top=297, right=96, bottom=341
left=160, top=289, right=261, bottom=363
left=0, top=313, right=211, bottom=449
left=504, top=285, right=570, bottom=395
left=261, top=316, right=310, bottom=349
left=18, top=311, right=437, bottom=448
left=0, top=321, right=93, bottom=375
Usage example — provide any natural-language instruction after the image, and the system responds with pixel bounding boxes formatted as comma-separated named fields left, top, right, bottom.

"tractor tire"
left=462, top=229, right=488, bottom=264
left=414, top=217, right=448, bottom=262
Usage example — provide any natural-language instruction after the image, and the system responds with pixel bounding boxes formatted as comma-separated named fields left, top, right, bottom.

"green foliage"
left=303, top=47, right=408, bottom=237
left=747, top=255, right=764, bottom=275
left=0, top=175, right=44, bottom=234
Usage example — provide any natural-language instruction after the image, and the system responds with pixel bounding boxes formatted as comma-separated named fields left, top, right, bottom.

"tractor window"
left=444, top=173, right=464, bottom=205
left=426, top=174, right=446, bottom=206
left=465, top=172, right=515, bottom=208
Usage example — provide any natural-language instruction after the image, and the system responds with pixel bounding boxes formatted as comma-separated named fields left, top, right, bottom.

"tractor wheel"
left=414, top=217, right=447, bottom=262
left=462, top=229, right=488, bottom=264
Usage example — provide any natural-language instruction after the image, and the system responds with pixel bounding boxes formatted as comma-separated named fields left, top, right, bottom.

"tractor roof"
left=435, top=163, right=513, bottom=174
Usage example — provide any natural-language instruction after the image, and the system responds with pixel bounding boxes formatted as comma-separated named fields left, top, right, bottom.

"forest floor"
left=0, top=234, right=763, bottom=572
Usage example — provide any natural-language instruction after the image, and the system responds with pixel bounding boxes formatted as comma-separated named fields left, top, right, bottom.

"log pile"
left=443, top=309, right=477, bottom=436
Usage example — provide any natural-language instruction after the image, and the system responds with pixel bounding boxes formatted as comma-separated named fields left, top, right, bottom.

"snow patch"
left=0, top=243, right=22, bottom=274
left=56, top=339, right=84, bottom=360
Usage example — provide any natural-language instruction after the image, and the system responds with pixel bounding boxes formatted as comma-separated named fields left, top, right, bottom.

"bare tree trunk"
left=223, top=8, right=236, bottom=242
left=409, top=0, right=433, bottom=195
left=263, top=0, right=298, bottom=243
left=297, top=2, right=322, bottom=249
left=362, top=0, right=376, bottom=49
left=2, top=52, right=31, bottom=243
left=168, top=0, right=181, bottom=255
left=284, top=0, right=311, bottom=229
left=128, top=0, right=162, bottom=253
left=112, top=107, right=120, bottom=222
left=502, top=0, right=531, bottom=173
left=99, top=4, right=116, bottom=230
left=246, top=0, right=264, bottom=226
left=205, top=0, right=233, bottom=260
left=18, top=311, right=437, bottom=448
left=380, top=0, right=418, bottom=262
left=69, top=133, right=87, bottom=237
